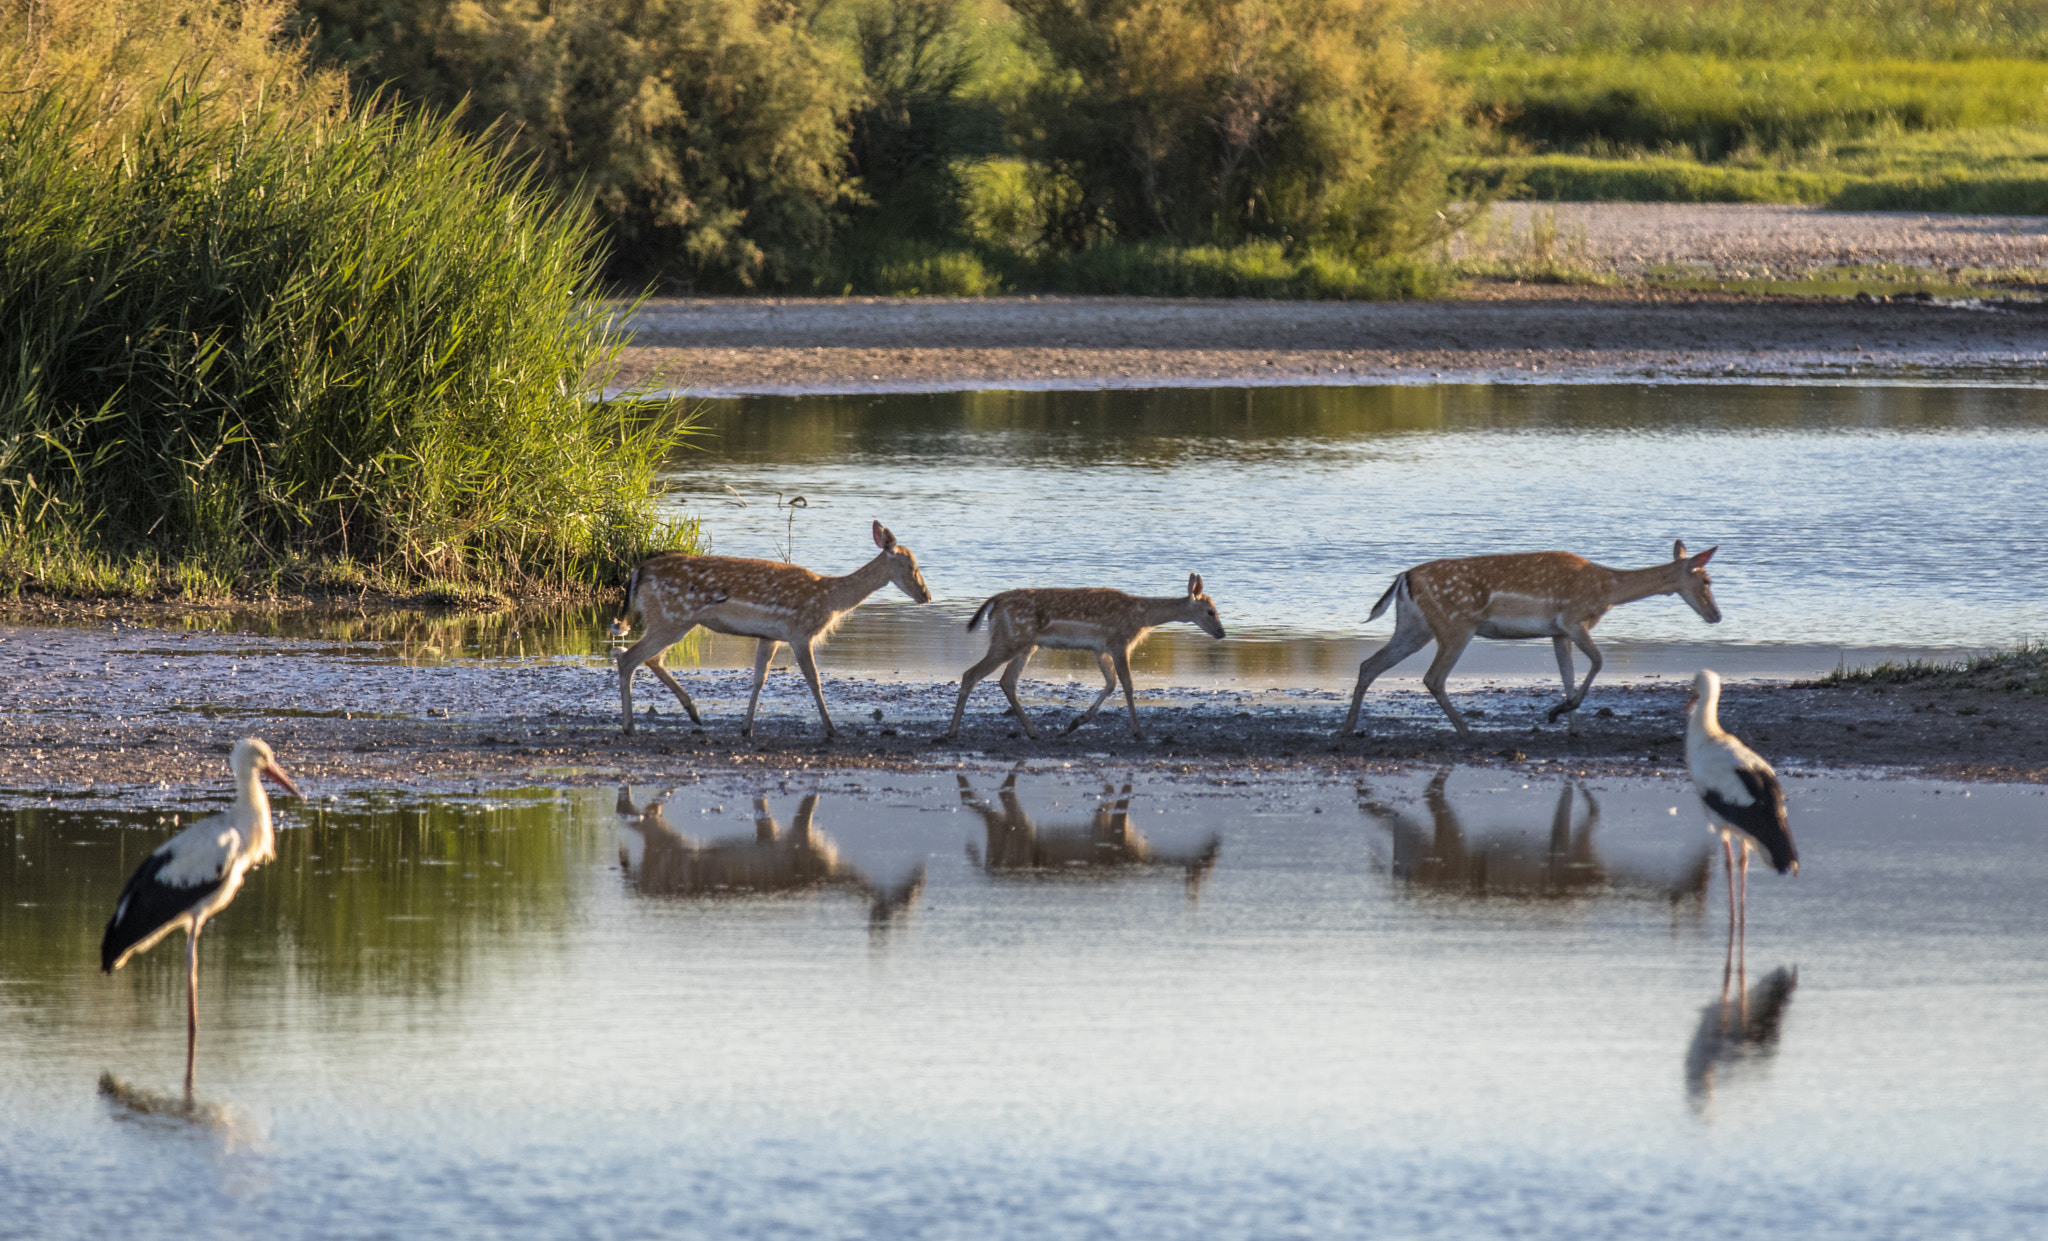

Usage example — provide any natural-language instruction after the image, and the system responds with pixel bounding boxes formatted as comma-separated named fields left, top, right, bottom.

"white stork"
left=1685, top=669, right=1798, bottom=943
left=101, top=737, right=303, bottom=1089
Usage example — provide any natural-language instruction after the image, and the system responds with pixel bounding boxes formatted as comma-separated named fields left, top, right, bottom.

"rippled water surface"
left=653, top=383, right=2048, bottom=683
left=5, top=771, right=2045, bottom=1238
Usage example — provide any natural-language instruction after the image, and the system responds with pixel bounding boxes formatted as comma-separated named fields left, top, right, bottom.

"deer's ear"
left=1188, top=573, right=1203, bottom=596
left=1672, top=539, right=1688, bottom=561
left=874, top=520, right=896, bottom=551
left=1691, top=545, right=1718, bottom=567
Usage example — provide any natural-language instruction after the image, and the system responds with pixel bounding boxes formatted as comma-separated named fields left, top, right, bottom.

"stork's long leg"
left=185, top=921, right=201, bottom=1095
left=1722, top=832, right=1738, bottom=937
left=1738, top=846, right=1751, bottom=969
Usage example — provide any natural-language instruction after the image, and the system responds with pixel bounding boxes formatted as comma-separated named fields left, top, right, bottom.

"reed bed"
left=0, top=80, right=698, bottom=600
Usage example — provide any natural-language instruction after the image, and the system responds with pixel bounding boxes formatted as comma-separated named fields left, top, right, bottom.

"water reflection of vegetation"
left=1685, top=965, right=1798, bottom=1115
left=614, top=789, right=923, bottom=927
left=1, top=791, right=602, bottom=1005
left=1359, top=769, right=1711, bottom=901
left=674, top=385, right=2048, bottom=470
left=957, top=775, right=1220, bottom=892
left=109, top=604, right=623, bottom=662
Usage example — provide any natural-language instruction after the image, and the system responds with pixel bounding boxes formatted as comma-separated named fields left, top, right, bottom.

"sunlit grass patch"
left=1810, top=641, right=2048, bottom=695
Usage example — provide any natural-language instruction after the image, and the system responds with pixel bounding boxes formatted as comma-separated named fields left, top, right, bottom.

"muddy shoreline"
left=612, top=286, right=2048, bottom=394
left=3, top=620, right=2041, bottom=804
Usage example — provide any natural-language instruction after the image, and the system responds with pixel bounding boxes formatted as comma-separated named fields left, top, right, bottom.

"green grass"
left=1808, top=641, right=2048, bottom=694
left=1409, top=0, right=2048, bottom=62
left=1411, top=3, right=2048, bottom=211
left=0, top=76, right=701, bottom=602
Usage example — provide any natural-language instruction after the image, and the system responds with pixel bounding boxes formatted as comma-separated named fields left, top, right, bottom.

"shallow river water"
left=659, top=382, right=2048, bottom=685
left=5, top=769, right=2045, bottom=1239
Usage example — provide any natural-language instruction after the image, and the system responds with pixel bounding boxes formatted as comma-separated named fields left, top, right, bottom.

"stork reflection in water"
left=1685, top=955, right=1799, bottom=1115
left=615, top=788, right=923, bottom=928
left=957, top=774, right=1220, bottom=895
left=1360, top=769, right=1711, bottom=902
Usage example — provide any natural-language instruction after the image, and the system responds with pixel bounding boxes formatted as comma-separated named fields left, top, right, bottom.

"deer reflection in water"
left=615, top=788, right=923, bottom=928
left=1360, top=769, right=1711, bottom=901
left=957, top=774, right=1220, bottom=893
left=1685, top=956, right=1798, bottom=1115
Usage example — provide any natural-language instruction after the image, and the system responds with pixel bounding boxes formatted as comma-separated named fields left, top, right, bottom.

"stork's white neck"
left=1687, top=675, right=1726, bottom=748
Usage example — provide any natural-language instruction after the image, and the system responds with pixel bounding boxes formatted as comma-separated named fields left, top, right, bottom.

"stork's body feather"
left=1686, top=670, right=1798, bottom=876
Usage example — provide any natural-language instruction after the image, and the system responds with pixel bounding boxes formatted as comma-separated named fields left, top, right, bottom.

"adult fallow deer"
left=1344, top=540, right=1721, bottom=740
left=614, top=520, right=931, bottom=737
left=945, top=574, right=1225, bottom=741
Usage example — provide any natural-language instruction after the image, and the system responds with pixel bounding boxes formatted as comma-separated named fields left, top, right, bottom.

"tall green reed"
left=0, top=76, right=698, bottom=597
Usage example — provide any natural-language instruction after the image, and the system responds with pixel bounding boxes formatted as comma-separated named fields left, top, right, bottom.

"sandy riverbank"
left=612, top=285, right=2048, bottom=395
left=3, top=621, right=2042, bottom=801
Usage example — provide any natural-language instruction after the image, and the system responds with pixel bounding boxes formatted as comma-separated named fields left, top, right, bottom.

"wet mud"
left=2, top=619, right=2041, bottom=804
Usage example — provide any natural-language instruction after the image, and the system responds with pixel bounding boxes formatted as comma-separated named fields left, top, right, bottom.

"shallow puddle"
left=4, top=770, right=2043, bottom=1237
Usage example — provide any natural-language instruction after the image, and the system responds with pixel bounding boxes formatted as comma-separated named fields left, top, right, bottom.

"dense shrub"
left=0, top=81, right=692, bottom=591
left=298, top=0, right=859, bottom=288
left=0, top=0, right=342, bottom=130
left=1009, top=0, right=1472, bottom=256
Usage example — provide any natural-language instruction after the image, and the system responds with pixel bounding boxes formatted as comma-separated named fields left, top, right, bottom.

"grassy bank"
left=1810, top=642, right=2048, bottom=695
left=0, top=81, right=700, bottom=603
left=1415, top=1, right=2048, bottom=212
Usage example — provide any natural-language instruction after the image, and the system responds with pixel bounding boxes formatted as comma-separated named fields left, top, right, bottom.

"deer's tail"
left=614, top=563, right=646, bottom=633
left=1367, top=572, right=1408, bottom=622
left=967, top=594, right=999, bottom=632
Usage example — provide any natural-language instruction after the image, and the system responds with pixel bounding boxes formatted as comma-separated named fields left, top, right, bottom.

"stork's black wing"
left=100, top=849, right=223, bottom=973
left=1701, top=764, right=1797, bottom=874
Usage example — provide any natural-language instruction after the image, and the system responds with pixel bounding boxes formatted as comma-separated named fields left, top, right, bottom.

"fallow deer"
left=613, top=520, right=931, bottom=738
left=615, top=787, right=925, bottom=926
left=945, top=574, right=1225, bottom=741
left=956, top=774, right=1221, bottom=892
left=1343, top=540, right=1721, bottom=740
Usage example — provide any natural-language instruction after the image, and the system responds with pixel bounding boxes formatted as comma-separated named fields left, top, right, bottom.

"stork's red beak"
left=263, top=762, right=304, bottom=800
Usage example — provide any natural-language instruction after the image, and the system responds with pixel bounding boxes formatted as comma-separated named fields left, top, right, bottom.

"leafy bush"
left=1010, top=0, right=1473, bottom=256
left=298, top=0, right=860, bottom=289
left=0, top=79, right=695, bottom=596
left=0, top=0, right=341, bottom=131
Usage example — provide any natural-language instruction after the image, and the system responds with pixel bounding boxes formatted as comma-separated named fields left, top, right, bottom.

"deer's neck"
left=1135, top=595, right=1190, bottom=631
left=822, top=553, right=893, bottom=615
left=1605, top=561, right=1683, bottom=609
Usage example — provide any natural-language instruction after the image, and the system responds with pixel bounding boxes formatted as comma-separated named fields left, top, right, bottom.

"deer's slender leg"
left=998, top=648, right=1039, bottom=739
left=645, top=649, right=704, bottom=724
left=948, top=646, right=1015, bottom=739
left=741, top=639, right=777, bottom=737
left=1344, top=605, right=1437, bottom=735
left=791, top=642, right=837, bottom=739
left=1420, top=628, right=1477, bottom=740
left=1066, top=653, right=1120, bottom=733
left=1111, top=647, right=1144, bottom=738
left=1546, top=623, right=1604, bottom=730
left=1550, top=636, right=1581, bottom=734
left=617, top=624, right=686, bottom=734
